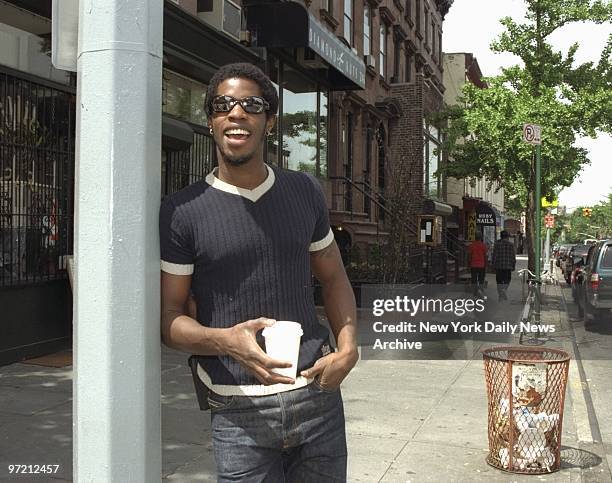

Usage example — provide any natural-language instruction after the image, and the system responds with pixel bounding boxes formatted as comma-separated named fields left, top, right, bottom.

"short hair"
left=204, top=63, right=279, bottom=119
left=500, top=230, right=509, bottom=239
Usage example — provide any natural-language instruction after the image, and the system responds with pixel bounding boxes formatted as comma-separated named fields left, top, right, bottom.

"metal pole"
left=73, top=0, right=163, bottom=481
left=534, top=144, right=542, bottom=322
left=544, top=222, right=551, bottom=272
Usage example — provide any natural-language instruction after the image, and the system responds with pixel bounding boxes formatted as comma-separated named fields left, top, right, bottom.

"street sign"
left=545, top=214, right=555, bottom=228
left=523, top=123, right=542, bottom=145
left=51, top=0, right=80, bottom=72
left=541, top=196, right=558, bottom=207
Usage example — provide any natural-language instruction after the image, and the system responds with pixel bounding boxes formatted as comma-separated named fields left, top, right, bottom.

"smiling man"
left=159, top=63, right=358, bottom=482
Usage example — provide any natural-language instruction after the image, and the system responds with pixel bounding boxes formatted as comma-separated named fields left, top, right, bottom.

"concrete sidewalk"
left=0, top=257, right=606, bottom=481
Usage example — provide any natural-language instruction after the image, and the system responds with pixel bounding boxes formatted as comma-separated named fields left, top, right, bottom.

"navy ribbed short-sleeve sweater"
left=159, top=164, right=334, bottom=388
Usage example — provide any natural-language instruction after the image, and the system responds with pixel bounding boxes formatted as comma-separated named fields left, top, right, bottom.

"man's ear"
left=266, top=115, right=277, bottom=134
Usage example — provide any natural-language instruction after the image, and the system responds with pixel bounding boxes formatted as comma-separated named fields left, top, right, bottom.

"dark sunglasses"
left=211, top=95, right=270, bottom=114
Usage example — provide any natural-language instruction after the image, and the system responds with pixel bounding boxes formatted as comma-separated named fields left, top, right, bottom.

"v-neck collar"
left=205, top=164, right=275, bottom=202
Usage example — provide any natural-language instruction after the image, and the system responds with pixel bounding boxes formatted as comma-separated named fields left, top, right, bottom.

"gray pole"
left=73, top=0, right=163, bottom=481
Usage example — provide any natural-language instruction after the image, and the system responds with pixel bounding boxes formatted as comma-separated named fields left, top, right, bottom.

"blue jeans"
left=208, top=380, right=347, bottom=482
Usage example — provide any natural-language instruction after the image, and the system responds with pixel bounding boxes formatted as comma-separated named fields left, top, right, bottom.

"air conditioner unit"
left=297, top=48, right=328, bottom=69
left=364, top=54, right=376, bottom=69
left=197, top=0, right=241, bottom=41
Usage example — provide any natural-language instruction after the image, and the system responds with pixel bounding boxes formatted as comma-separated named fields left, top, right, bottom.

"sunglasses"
left=211, top=95, right=270, bottom=114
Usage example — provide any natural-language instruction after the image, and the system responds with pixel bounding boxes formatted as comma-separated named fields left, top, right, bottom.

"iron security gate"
left=0, top=66, right=74, bottom=287
left=162, top=126, right=216, bottom=196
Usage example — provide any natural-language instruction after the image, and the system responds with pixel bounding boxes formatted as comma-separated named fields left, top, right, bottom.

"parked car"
left=576, top=239, right=612, bottom=324
left=564, top=244, right=591, bottom=284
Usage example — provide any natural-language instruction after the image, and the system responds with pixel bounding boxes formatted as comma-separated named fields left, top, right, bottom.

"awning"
left=246, top=2, right=366, bottom=90
left=423, top=199, right=453, bottom=217
left=475, top=203, right=497, bottom=226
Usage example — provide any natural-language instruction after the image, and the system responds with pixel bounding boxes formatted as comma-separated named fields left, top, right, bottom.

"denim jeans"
left=208, top=380, right=347, bottom=482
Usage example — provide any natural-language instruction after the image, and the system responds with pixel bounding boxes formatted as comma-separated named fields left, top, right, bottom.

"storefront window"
left=282, top=87, right=317, bottom=175
left=265, top=60, right=328, bottom=177
left=319, top=92, right=328, bottom=177
left=162, top=69, right=207, bottom=126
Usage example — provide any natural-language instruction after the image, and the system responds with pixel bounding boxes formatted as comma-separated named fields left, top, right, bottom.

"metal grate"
left=163, top=127, right=216, bottom=196
left=483, top=346, right=570, bottom=474
left=0, top=67, right=75, bottom=287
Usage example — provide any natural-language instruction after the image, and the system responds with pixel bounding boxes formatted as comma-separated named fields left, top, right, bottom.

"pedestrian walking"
left=492, top=230, right=516, bottom=301
left=467, top=231, right=487, bottom=298
left=159, top=63, right=358, bottom=482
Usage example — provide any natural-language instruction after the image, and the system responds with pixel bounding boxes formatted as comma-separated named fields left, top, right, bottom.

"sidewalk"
left=0, top=257, right=605, bottom=481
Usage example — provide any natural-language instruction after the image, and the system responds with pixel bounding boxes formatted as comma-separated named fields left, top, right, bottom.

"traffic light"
left=582, top=208, right=592, bottom=217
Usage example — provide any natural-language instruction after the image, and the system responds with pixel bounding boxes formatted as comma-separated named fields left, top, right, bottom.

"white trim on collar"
left=205, top=164, right=275, bottom=202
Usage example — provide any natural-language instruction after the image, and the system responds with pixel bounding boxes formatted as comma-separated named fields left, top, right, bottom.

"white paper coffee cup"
left=262, top=321, right=303, bottom=379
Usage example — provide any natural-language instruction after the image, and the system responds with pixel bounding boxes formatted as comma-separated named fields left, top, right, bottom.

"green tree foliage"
left=439, top=0, right=612, bottom=271
left=553, top=192, right=612, bottom=242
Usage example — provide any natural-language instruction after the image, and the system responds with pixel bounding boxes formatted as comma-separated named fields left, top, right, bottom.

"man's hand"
left=222, top=318, right=295, bottom=386
left=300, top=350, right=358, bottom=391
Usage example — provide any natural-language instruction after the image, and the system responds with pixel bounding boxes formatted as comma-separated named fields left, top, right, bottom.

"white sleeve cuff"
left=161, top=260, right=194, bottom=275
left=309, top=228, right=334, bottom=252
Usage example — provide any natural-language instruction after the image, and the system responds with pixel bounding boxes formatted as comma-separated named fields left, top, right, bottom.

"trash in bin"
left=483, top=346, right=570, bottom=474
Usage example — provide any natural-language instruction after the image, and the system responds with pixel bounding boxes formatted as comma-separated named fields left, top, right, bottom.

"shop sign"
left=308, top=14, right=366, bottom=89
left=476, top=204, right=497, bottom=226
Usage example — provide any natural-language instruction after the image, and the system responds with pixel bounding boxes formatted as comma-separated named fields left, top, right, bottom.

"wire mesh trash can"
left=482, top=346, right=570, bottom=474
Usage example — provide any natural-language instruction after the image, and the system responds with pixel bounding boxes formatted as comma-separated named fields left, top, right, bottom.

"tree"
left=555, top=192, right=612, bottom=242
left=439, top=0, right=612, bottom=272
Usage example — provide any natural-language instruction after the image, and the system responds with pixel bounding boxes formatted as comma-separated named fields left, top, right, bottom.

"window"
left=379, top=23, right=387, bottom=78
left=162, top=69, right=207, bottom=126
left=343, top=113, right=354, bottom=211
left=268, top=60, right=328, bottom=177
left=431, top=22, right=436, bottom=58
left=323, top=0, right=333, bottom=12
left=438, top=32, right=443, bottom=64
left=602, top=245, right=612, bottom=268
left=405, top=50, right=412, bottom=82
left=415, top=0, right=421, bottom=32
left=344, top=0, right=353, bottom=46
left=363, top=3, right=372, bottom=56
left=424, top=123, right=441, bottom=198
left=405, top=0, right=411, bottom=17
left=393, top=41, right=401, bottom=81
left=424, top=9, right=429, bottom=46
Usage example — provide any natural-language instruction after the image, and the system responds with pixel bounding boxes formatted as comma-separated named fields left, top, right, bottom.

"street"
left=559, top=273, right=612, bottom=482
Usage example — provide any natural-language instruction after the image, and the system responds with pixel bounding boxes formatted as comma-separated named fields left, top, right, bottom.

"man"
left=492, top=230, right=516, bottom=301
left=467, top=231, right=487, bottom=298
left=159, top=63, right=358, bottom=482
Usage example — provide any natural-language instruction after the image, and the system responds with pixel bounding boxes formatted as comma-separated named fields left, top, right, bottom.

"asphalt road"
left=558, top=272, right=612, bottom=481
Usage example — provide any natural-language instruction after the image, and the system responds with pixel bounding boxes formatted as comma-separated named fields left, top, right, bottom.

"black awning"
left=246, top=2, right=365, bottom=90
left=476, top=203, right=497, bottom=226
